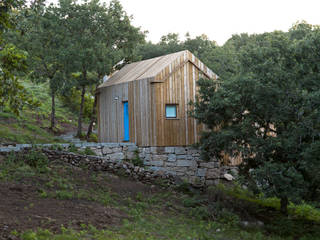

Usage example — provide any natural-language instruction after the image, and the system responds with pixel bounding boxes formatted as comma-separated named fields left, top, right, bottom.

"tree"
left=11, top=0, right=67, bottom=129
left=0, top=0, right=36, bottom=114
left=57, top=0, right=144, bottom=137
left=192, top=27, right=320, bottom=214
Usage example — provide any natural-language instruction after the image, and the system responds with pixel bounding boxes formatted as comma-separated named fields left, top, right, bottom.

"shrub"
left=55, top=190, right=73, bottom=200
left=24, top=148, right=48, bottom=170
left=68, top=143, right=79, bottom=153
left=130, top=150, right=144, bottom=167
left=82, top=147, right=96, bottom=156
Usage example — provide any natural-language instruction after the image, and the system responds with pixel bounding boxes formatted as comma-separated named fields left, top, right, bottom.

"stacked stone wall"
left=0, top=143, right=237, bottom=186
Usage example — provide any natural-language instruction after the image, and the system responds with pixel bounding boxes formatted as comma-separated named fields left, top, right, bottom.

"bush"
left=82, top=147, right=96, bottom=156
left=68, top=143, right=79, bottom=153
left=24, top=148, right=48, bottom=170
left=129, top=150, right=144, bottom=167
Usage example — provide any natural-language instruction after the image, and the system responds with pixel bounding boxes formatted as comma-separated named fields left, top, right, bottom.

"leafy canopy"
left=192, top=23, right=320, bottom=212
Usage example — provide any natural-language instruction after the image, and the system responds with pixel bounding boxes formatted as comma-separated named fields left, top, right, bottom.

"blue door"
left=123, top=101, right=129, bottom=141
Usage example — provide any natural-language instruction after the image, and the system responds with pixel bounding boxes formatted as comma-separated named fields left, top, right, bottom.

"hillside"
left=0, top=150, right=319, bottom=240
left=0, top=80, right=79, bottom=144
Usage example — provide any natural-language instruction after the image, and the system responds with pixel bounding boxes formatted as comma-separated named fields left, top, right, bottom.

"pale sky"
left=49, top=0, right=320, bottom=45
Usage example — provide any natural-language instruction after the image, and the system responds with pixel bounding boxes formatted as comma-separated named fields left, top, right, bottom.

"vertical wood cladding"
left=98, top=50, right=217, bottom=146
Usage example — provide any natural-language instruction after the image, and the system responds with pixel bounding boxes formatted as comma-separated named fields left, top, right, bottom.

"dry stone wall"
left=0, top=143, right=237, bottom=186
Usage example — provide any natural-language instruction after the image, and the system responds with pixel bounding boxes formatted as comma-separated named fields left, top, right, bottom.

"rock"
left=164, top=147, right=175, bottom=153
left=175, top=147, right=187, bottom=155
left=206, top=169, right=220, bottom=179
left=177, top=160, right=197, bottom=167
left=223, top=173, right=234, bottom=181
left=149, top=160, right=164, bottom=166
left=102, top=146, right=113, bottom=155
left=196, top=168, right=207, bottom=177
left=199, top=161, right=219, bottom=169
left=109, top=152, right=125, bottom=161
left=153, top=155, right=168, bottom=161
left=167, top=154, right=176, bottom=162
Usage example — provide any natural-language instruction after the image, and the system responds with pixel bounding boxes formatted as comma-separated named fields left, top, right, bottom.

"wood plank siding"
left=97, top=50, right=218, bottom=147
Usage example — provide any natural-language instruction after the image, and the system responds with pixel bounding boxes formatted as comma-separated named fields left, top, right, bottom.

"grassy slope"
left=0, top=151, right=319, bottom=240
left=0, top=80, right=77, bottom=144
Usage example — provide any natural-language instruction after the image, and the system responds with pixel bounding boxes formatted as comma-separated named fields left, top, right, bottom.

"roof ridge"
left=133, top=55, right=166, bottom=81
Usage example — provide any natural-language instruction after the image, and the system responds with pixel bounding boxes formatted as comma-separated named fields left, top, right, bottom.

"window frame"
left=165, top=104, right=178, bottom=119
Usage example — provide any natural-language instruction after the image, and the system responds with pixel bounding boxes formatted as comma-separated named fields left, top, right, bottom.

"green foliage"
left=0, top=79, right=76, bottom=144
left=0, top=0, right=40, bottom=115
left=54, top=190, right=73, bottom=200
left=192, top=23, right=320, bottom=213
left=129, top=149, right=144, bottom=167
left=24, top=148, right=48, bottom=170
left=60, top=87, right=94, bottom=121
left=67, top=144, right=78, bottom=154
left=82, top=147, right=96, bottom=156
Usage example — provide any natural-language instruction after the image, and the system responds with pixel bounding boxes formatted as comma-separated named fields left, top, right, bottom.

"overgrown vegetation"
left=0, top=80, right=77, bottom=144
left=192, top=22, right=320, bottom=214
left=0, top=151, right=319, bottom=239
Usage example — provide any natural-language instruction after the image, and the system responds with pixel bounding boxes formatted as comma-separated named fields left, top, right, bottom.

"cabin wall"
left=98, top=82, right=129, bottom=142
left=98, top=51, right=218, bottom=147
left=98, top=79, right=153, bottom=146
left=152, top=52, right=206, bottom=146
left=128, top=78, right=153, bottom=146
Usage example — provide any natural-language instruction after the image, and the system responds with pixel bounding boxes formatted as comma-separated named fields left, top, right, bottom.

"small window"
left=165, top=105, right=177, bottom=118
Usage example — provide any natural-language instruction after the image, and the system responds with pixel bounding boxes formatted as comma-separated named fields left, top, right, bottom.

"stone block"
left=139, top=152, right=146, bottom=159
left=92, top=149, right=102, bottom=156
left=164, top=147, right=175, bottom=153
left=149, top=166, right=166, bottom=172
left=186, top=170, right=196, bottom=176
left=173, top=166, right=188, bottom=172
left=206, top=169, right=220, bottom=179
left=149, top=160, right=164, bottom=166
left=167, top=154, right=176, bottom=162
left=152, top=155, right=168, bottom=161
left=165, top=161, right=177, bottom=167
left=112, top=147, right=122, bottom=153
left=177, top=160, right=196, bottom=167
left=199, top=162, right=219, bottom=169
left=187, top=148, right=199, bottom=155
left=128, top=145, right=138, bottom=152
left=176, top=155, right=187, bottom=160
left=109, top=152, right=125, bottom=161
left=144, top=154, right=152, bottom=161
left=102, top=146, right=113, bottom=155
left=175, top=147, right=187, bottom=155
left=150, top=147, right=158, bottom=153
left=197, top=168, right=207, bottom=177
left=142, top=147, right=151, bottom=154
left=164, top=170, right=177, bottom=176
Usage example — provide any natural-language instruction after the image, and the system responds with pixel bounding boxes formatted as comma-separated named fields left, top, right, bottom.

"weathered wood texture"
left=98, top=82, right=128, bottom=142
left=98, top=50, right=218, bottom=147
left=151, top=51, right=217, bottom=146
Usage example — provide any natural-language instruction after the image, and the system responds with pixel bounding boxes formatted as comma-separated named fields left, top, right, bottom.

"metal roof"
left=98, top=51, right=187, bottom=88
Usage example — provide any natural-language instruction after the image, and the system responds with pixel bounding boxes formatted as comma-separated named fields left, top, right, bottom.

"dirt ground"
left=0, top=161, right=159, bottom=240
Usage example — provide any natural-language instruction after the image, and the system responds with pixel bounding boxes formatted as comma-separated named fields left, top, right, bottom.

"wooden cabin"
left=97, top=50, right=218, bottom=147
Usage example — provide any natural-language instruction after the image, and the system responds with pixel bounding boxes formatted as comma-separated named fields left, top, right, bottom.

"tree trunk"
left=77, top=85, right=86, bottom=137
left=50, top=91, right=55, bottom=130
left=280, top=196, right=288, bottom=215
left=86, top=87, right=98, bottom=140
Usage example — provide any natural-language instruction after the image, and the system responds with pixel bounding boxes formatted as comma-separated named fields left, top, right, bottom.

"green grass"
left=0, top=79, right=77, bottom=144
left=1, top=151, right=320, bottom=240
left=212, top=183, right=320, bottom=222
